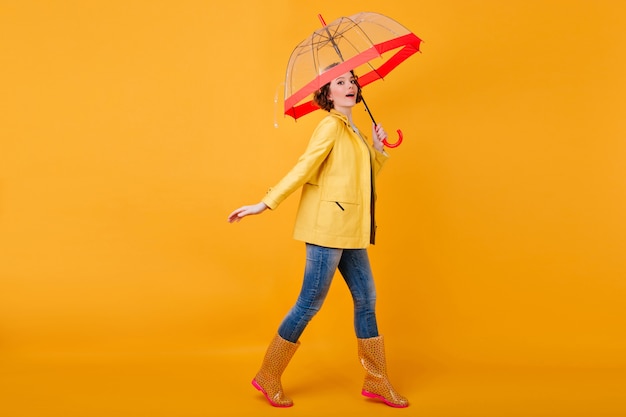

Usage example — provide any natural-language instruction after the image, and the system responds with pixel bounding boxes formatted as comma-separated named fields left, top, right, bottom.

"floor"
left=2, top=348, right=625, bottom=417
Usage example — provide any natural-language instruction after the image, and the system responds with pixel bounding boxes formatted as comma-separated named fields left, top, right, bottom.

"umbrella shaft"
left=319, top=14, right=344, bottom=60
left=361, top=96, right=377, bottom=125
left=318, top=14, right=377, bottom=127
left=318, top=13, right=376, bottom=126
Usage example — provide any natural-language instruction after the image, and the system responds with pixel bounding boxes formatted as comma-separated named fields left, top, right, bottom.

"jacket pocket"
left=320, top=184, right=358, bottom=205
left=317, top=198, right=360, bottom=237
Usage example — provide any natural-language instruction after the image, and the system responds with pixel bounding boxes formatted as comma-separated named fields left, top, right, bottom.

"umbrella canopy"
left=284, top=12, right=422, bottom=121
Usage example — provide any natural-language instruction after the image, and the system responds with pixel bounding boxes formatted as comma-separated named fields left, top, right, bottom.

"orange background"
left=1, top=1, right=625, bottom=416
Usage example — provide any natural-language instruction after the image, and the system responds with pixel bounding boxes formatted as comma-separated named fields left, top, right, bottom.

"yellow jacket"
left=262, top=110, right=389, bottom=249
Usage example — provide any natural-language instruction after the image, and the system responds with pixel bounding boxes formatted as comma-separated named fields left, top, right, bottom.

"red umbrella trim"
left=284, top=33, right=422, bottom=120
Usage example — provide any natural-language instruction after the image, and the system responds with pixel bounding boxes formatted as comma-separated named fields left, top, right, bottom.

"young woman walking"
left=228, top=69, right=408, bottom=408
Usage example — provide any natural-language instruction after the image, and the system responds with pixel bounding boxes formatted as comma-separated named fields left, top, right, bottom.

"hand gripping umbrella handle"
left=360, top=93, right=404, bottom=148
left=383, top=130, right=404, bottom=148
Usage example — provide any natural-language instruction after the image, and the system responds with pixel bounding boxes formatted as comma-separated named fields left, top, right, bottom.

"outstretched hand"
left=227, top=202, right=268, bottom=223
left=372, top=123, right=387, bottom=153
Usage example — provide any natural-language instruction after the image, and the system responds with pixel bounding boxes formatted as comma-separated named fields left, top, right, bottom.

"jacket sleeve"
left=262, top=117, right=339, bottom=210
left=372, top=147, right=389, bottom=176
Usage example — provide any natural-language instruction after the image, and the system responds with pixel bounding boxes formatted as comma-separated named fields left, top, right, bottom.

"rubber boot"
left=357, top=335, right=409, bottom=408
left=251, top=333, right=300, bottom=407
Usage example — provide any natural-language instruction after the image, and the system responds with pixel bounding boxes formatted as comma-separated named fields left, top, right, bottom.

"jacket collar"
left=329, top=109, right=350, bottom=125
left=329, top=109, right=363, bottom=140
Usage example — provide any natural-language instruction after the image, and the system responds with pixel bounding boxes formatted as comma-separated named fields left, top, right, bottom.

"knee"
left=293, top=299, right=322, bottom=320
left=354, top=295, right=376, bottom=311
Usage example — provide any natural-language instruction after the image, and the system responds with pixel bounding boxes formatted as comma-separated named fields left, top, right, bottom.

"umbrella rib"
left=335, top=23, right=381, bottom=79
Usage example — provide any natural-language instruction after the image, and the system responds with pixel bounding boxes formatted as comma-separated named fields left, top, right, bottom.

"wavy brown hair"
left=313, top=71, right=363, bottom=112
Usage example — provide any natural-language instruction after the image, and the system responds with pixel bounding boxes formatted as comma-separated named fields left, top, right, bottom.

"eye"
left=337, top=80, right=344, bottom=85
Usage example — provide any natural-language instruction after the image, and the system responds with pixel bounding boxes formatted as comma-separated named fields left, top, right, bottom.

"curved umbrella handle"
left=382, top=129, right=403, bottom=148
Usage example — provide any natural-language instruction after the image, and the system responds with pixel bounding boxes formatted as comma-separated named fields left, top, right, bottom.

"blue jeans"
left=278, top=243, right=379, bottom=342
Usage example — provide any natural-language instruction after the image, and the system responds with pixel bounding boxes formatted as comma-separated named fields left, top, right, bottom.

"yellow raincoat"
left=262, top=110, right=388, bottom=249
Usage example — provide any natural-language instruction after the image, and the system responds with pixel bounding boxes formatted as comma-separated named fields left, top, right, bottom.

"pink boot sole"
left=251, top=379, right=293, bottom=408
left=362, top=389, right=409, bottom=408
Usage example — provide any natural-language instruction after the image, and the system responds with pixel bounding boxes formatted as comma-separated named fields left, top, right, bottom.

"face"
left=327, top=71, right=358, bottom=113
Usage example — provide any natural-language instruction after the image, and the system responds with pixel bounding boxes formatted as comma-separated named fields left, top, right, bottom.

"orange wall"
left=1, top=0, right=625, bottom=370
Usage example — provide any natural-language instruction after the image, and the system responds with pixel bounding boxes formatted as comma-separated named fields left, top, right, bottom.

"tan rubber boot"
left=357, top=335, right=409, bottom=408
left=251, top=333, right=300, bottom=407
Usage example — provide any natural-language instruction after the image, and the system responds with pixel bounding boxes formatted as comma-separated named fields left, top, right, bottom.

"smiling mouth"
left=346, top=94, right=355, bottom=97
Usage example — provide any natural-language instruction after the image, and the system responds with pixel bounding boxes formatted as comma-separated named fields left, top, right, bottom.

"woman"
left=227, top=70, right=408, bottom=408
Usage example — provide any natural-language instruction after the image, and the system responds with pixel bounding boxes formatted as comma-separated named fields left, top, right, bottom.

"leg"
left=337, top=248, right=379, bottom=339
left=253, top=243, right=341, bottom=407
left=339, top=249, right=409, bottom=408
left=277, top=243, right=342, bottom=343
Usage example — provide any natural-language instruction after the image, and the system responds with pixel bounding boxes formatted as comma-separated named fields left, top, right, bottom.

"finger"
left=227, top=207, right=245, bottom=222
left=230, top=213, right=245, bottom=223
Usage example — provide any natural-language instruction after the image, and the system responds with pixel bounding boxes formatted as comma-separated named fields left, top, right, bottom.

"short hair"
left=313, top=71, right=363, bottom=112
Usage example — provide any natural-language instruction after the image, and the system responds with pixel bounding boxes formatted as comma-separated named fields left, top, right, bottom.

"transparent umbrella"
left=284, top=12, right=423, bottom=147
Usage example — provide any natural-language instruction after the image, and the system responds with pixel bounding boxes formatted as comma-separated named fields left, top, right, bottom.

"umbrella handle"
left=382, top=129, right=403, bottom=148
